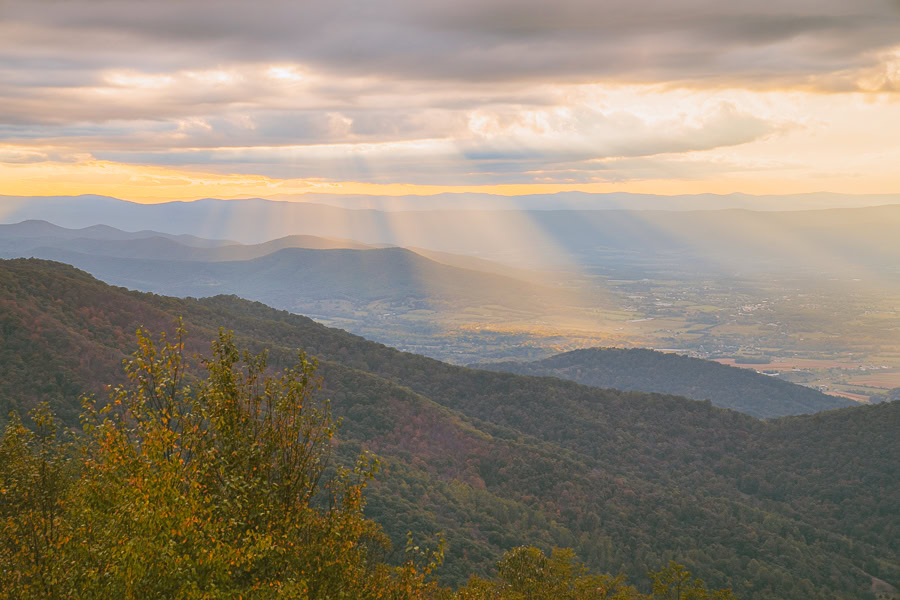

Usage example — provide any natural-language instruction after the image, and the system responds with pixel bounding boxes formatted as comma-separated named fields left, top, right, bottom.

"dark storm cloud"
left=2, top=0, right=898, bottom=84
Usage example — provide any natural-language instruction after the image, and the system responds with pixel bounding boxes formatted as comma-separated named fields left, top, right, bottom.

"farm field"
left=846, top=371, right=900, bottom=389
left=712, top=359, right=900, bottom=403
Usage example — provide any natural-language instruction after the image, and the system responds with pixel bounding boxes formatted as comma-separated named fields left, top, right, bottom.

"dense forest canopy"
left=1, top=325, right=735, bottom=599
left=1, top=259, right=897, bottom=599
left=472, top=347, right=852, bottom=418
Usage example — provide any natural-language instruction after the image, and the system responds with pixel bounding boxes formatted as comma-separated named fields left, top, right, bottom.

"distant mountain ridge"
left=0, top=219, right=536, bottom=280
left=260, top=190, right=900, bottom=212
left=472, top=347, right=853, bottom=418
left=6, top=191, right=900, bottom=215
left=3, top=196, right=900, bottom=275
left=22, top=233, right=374, bottom=262
left=25, top=245, right=551, bottom=310
left=0, top=218, right=238, bottom=249
left=0, top=220, right=375, bottom=258
left=0, top=219, right=554, bottom=310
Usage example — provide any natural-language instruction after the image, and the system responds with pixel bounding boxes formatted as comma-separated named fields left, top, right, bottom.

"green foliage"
left=649, top=562, right=737, bottom=600
left=0, top=325, right=442, bottom=599
left=0, top=322, right=739, bottom=599
left=0, top=405, right=72, bottom=597
left=456, top=548, right=735, bottom=600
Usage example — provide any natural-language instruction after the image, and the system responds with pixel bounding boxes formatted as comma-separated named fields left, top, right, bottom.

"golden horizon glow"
left=2, top=158, right=899, bottom=204
left=4, top=81, right=900, bottom=201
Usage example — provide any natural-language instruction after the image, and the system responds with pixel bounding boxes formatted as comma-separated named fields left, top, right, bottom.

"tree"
left=0, top=404, right=71, bottom=598
left=0, top=323, right=442, bottom=599
left=0, top=322, right=741, bottom=599
left=454, top=548, right=737, bottom=600
left=649, top=562, right=737, bottom=600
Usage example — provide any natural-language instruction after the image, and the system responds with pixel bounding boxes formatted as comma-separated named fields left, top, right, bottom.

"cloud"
left=71, top=100, right=776, bottom=186
left=0, top=0, right=898, bottom=192
left=460, top=101, right=777, bottom=161
left=0, top=145, right=81, bottom=164
left=2, top=0, right=898, bottom=87
left=0, top=148, right=54, bottom=164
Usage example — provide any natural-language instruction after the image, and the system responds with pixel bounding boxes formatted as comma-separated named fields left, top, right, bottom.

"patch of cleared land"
left=713, top=358, right=866, bottom=370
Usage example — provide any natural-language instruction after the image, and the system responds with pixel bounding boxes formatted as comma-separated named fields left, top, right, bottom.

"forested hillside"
left=0, top=325, right=734, bottom=600
left=472, top=348, right=852, bottom=418
left=1, top=258, right=898, bottom=599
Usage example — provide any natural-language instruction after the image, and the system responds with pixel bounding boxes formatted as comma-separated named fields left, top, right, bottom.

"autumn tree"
left=0, top=405, right=72, bottom=598
left=454, top=547, right=736, bottom=600
left=0, top=324, right=442, bottom=599
left=1, top=322, right=740, bottom=600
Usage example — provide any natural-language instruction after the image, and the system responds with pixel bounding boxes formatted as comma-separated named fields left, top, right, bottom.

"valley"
left=4, top=212, right=900, bottom=403
left=2, top=258, right=898, bottom=599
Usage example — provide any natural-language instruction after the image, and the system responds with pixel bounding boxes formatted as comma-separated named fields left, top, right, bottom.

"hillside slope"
left=2, top=258, right=897, bottom=599
left=472, top=348, right=852, bottom=418
left=0, top=219, right=580, bottom=363
left=23, top=246, right=555, bottom=313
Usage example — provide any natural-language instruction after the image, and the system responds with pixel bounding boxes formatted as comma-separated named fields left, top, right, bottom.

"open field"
left=713, top=358, right=872, bottom=370
left=309, top=270, right=900, bottom=377
left=846, top=371, right=900, bottom=389
left=827, top=390, right=871, bottom=403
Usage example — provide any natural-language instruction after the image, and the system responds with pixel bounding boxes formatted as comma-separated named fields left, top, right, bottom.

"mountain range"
left=0, top=219, right=581, bottom=362
left=0, top=219, right=562, bottom=304
left=0, top=219, right=866, bottom=418
left=4, top=196, right=900, bottom=277
left=2, top=258, right=897, bottom=599
left=0, top=219, right=535, bottom=280
left=257, top=191, right=900, bottom=212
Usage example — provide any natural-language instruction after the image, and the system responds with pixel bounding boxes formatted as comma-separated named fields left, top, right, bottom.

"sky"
left=1, top=0, right=899, bottom=202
